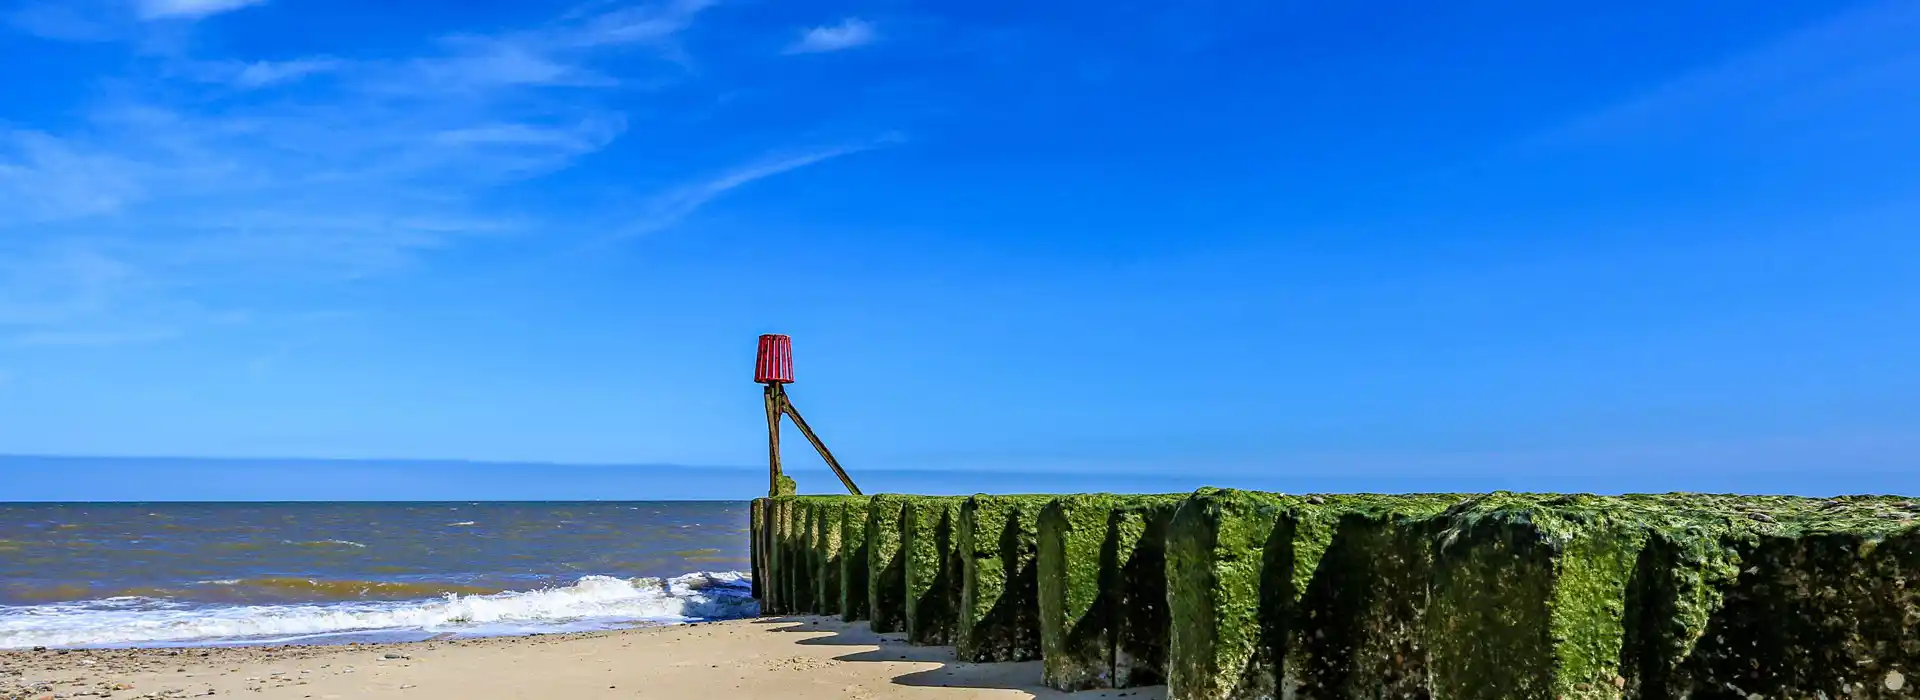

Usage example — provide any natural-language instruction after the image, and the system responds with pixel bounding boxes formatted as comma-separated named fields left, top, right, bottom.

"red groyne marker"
left=755, top=334, right=794, bottom=384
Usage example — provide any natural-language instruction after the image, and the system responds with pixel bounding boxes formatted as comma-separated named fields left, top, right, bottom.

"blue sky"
left=2, top=0, right=1918, bottom=500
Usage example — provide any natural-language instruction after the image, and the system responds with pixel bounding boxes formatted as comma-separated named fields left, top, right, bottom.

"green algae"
left=750, top=490, right=1920, bottom=699
left=790, top=499, right=817, bottom=613
left=956, top=494, right=1055, bottom=663
left=1289, top=495, right=1457, bottom=699
left=1038, top=494, right=1133, bottom=690
left=1420, top=492, right=1920, bottom=700
left=770, top=498, right=799, bottom=614
left=866, top=494, right=911, bottom=633
left=1166, top=491, right=1460, bottom=699
left=750, top=498, right=765, bottom=602
left=810, top=498, right=848, bottom=617
left=1629, top=495, right=1920, bottom=699
left=1037, top=493, right=1186, bottom=691
left=1111, top=497, right=1188, bottom=688
left=785, top=495, right=865, bottom=617
left=903, top=496, right=965, bottom=645
left=840, top=498, right=871, bottom=622
left=1166, top=488, right=1290, bottom=700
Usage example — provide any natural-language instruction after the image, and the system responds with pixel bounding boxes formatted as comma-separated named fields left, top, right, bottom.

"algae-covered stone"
left=840, top=498, right=871, bottom=622
left=903, top=496, right=964, bottom=645
left=1165, top=488, right=1292, bottom=700
left=866, top=495, right=912, bottom=633
left=956, top=494, right=1054, bottom=663
left=1037, top=494, right=1185, bottom=691
left=1428, top=493, right=1650, bottom=700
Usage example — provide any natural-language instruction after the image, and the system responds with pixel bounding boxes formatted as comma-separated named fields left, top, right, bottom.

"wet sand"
left=0, top=616, right=1166, bottom=700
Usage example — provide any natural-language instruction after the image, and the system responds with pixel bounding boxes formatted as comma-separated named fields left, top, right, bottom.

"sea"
left=0, top=501, right=756, bottom=650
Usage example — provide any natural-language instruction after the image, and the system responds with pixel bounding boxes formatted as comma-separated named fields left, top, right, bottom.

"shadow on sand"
left=752, top=616, right=1167, bottom=699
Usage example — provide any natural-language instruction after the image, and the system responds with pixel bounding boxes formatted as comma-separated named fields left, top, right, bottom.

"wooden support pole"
left=777, top=385, right=863, bottom=496
left=764, top=384, right=784, bottom=497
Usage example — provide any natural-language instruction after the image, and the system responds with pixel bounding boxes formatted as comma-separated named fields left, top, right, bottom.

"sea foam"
left=0, top=572, right=754, bottom=649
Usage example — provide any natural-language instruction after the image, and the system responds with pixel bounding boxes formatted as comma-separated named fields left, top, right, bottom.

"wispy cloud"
left=5, top=1, right=122, bottom=41
left=603, top=133, right=903, bottom=242
left=226, top=58, right=344, bottom=87
left=2, top=0, right=889, bottom=349
left=785, top=18, right=876, bottom=54
left=10, top=327, right=183, bottom=348
left=137, top=0, right=267, bottom=21
left=0, top=1, right=724, bottom=347
left=1527, top=0, right=1920, bottom=150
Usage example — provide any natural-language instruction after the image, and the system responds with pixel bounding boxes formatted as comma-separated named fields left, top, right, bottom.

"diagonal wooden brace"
left=775, top=384, right=862, bottom=496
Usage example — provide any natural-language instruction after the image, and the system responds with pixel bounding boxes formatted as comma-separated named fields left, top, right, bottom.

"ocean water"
left=0, top=501, right=756, bottom=649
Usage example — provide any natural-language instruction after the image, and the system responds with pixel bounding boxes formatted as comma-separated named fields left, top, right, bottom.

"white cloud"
left=0, top=2, right=720, bottom=346
left=169, top=58, right=344, bottom=88
left=558, top=0, right=715, bottom=49
left=1527, top=0, right=1920, bottom=150
left=0, top=0, right=880, bottom=348
left=0, top=130, right=149, bottom=224
left=137, top=0, right=267, bottom=20
left=785, top=18, right=876, bottom=55
left=10, top=328, right=182, bottom=348
left=601, top=132, right=903, bottom=242
left=434, top=117, right=628, bottom=152
left=232, top=58, right=342, bottom=88
left=402, top=0, right=716, bottom=89
left=5, top=1, right=122, bottom=40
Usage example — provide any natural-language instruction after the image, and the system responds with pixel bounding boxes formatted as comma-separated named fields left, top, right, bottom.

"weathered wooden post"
left=756, top=334, right=862, bottom=497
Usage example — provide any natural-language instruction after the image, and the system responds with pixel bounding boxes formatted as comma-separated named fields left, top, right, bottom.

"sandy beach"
left=0, top=617, right=1166, bottom=700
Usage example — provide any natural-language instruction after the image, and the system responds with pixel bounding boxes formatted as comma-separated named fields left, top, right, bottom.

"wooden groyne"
left=750, top=489, right=1920, bottom=700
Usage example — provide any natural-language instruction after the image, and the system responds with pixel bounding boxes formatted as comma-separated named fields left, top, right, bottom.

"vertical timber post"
left=764, top=384, right=783, bottom=497
left=756, top=334, right=793, bottom=498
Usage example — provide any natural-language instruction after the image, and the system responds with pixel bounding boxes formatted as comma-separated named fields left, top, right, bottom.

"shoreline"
left=0, top=616, right=1166, bottom=700
left=0, top=571, right=757, bottom=651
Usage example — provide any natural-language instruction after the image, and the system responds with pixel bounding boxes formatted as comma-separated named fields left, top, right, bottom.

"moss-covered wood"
left=1428, top=494, right=1652, bottom=700
left=1622, top=495, right=1920, bottom=699
left=1111, top=497, right=1187, bottom=688
left=866, top=495, right=911, bottom=633
left=903, top=496, right=965, bottom=645
left=840, top=497, right=872, bottom=622
left=1166, top=488, right=1291, bottom=700
left=956, top=494, right=1054, bottom=663
left=765, top=498, right=791, bottom=614
left=809, top=496, right=867, bottom=618
left=1037, top=494, right=1185, bottom=691
left=1289, top=496, right=1456, bottom=699
left=748, top=491, right=1920, bottom=700
left=1039, top=494, right=1129, bottom=690
left=750, top=498, right=765, bottom=602
left=786, top=499, right=815, bottom=613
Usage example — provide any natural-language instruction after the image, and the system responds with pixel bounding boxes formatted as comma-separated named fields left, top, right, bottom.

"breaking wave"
left=0, top=572, right=754, bottom=649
